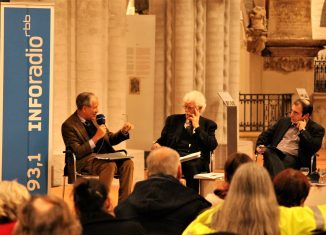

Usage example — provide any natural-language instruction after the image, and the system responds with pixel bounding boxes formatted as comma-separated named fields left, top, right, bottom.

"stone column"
left=173, top=0, right=195, bottom=113
left=75, top=0, right=108, bottom=96
left=52, top=0, right=77, bottom=153
left=228, top=0, right=240, bottom=105
left=149, top=0, right=167, bottom=136
left=195, top=0, right=206, bottom=92
left=107, top=0, right=127, bottom=132
left=205, top=0, right=225, bottom=144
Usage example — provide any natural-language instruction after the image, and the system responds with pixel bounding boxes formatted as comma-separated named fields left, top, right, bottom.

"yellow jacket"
left=182, top=205, right=326, bottom=235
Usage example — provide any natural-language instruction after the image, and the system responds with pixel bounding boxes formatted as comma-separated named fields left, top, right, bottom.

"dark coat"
left=114, top=175, right=211, bottom=235
left=81, top=212, right=145, bottom=235
left=256, top=117, right=325, bottom=168
left=156, top=114, right=218, bottom=171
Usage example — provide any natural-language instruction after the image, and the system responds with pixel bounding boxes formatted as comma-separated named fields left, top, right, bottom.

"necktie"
left=84, top=121, right=96, bottom=137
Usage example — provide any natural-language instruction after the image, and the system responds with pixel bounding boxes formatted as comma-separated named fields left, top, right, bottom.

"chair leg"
left=62, top=176, right=66, bottom=199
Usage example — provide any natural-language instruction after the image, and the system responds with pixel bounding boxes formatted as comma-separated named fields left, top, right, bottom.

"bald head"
left=146, top=147, right=181, bottom=178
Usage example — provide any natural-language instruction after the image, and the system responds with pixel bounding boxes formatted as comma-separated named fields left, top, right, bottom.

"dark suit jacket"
left=61, top=111, right=129, bottom=171
left=81, top=212, right=145, bottom=235
left=256, top=117, right=325, bottom=168
left=156, top=114, right=218, bottom=171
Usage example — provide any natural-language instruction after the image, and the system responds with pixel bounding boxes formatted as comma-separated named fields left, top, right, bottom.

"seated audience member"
left=73, top=179, right=144, bottom=235
left=206, top=152, right=252, bottom=205
left=256, top=99, right=325, bottom=178
left=13, top=195, right=81, bottom=235
left=182, top=163, right=326, bottom=235
left=152, top=90, right=218, bottom=192
left=115, top=147, right=211, bottom=235
left=61, top=92, right=134, bottom=202
left=0, top=181, right=30, bottom=235
left=273, top=168, right=310, bottom=207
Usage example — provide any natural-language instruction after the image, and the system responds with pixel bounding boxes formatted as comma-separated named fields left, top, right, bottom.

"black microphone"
left=96, top=114, right=106, bottom=125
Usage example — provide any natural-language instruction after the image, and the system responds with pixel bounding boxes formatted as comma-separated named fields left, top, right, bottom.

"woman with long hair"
left=210, top=163, right=279, bottom=235
left=183, top=163, right=326, bottom=235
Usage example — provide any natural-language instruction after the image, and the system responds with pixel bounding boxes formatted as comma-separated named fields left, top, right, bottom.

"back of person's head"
left=293, top=98, right=313, bottom=116
left=0, top=180, right=30, bottom=223
left=13, top=195, right=81, bottom=235
left=146, top=147, right=181, bottom=178
left=211, top=163, right=279, bottom=235
left=73, top=179, right=108, bottom=221
left=183, top=90, right=206, bottom=113
left=273, top=168, right=310, bottom=207
left=224, top=152, right=252, bottom=183
left=76, top=92, right=95, bottom=110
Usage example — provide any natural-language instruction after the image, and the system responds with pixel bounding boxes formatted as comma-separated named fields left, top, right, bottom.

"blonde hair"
left=183, top=90, right=206, bottom=113
left=147, top=147, right=180, bottom=178
left=0, top=180, right=30, bottom=221
left=211, top=163, right=279, bottom=235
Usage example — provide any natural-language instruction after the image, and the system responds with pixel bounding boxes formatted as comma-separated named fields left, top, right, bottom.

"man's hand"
left=296, top=119, right=307, bottom=131
left=121, top=122, right=134, bottom=134
left=151, top=142, right=161, bottom=150
left=92, top=124, right=107, bottom=144
left=188, top=107, right=200, bottom=129
left=256, top=145, right=266, bottom=154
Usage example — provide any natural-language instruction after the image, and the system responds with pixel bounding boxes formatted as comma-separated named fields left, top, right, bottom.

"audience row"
left=0, top=148, right=325, bottom=235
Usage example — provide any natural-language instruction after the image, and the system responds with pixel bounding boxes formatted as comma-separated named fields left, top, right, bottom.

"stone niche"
left=242, top=0, right=326, bottom=72
left=264, top=0, right=326, bottom=72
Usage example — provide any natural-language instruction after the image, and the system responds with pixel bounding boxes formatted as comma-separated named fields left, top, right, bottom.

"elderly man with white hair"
left=152, top=90, right=218, bottom=192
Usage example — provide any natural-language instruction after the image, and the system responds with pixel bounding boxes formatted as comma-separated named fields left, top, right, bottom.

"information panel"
left=0, top=4, right=53, bottom=194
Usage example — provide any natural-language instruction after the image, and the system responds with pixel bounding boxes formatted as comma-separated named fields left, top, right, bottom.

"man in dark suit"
left=256, top=98, right=325, bottom=178
left=152, top=90, right=218, bottom=192
left=61, top=92, right=134, bottom=202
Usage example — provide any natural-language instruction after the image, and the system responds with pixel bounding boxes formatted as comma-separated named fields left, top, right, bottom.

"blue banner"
left=1, top=5, right=53, bottom=194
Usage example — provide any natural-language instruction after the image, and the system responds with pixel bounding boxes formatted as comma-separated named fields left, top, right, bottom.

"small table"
left=305, top=183, right=326, bottom=206
left=194, top=172, right=225, bottom=197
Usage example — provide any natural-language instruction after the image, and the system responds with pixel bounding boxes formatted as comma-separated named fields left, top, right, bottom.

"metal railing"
left=239, top=93, right=292, bottom=132
left=314, top=57, right=326, bottom=92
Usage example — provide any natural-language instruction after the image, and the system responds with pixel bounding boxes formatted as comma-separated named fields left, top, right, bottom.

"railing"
left=314, top=56, right=326, bottom=92
left=239, top=93, right=292, bottom=132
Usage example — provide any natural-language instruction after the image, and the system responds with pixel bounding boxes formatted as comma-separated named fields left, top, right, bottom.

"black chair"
left=62, top=147, right=99, bottom=198
left=62, top=147, right=128, bottom=198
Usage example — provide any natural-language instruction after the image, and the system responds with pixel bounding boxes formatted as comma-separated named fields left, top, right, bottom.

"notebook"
left=180, top=151, right=201, bottom=163
left=95, top=152, right=133, bottom=161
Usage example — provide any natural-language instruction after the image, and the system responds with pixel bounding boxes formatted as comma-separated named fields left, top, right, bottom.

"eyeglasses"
left=183, top=105, right=201, bottom=111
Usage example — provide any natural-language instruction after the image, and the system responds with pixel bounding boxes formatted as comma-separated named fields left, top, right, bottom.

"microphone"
left=96, top=114, right=106, bottom=125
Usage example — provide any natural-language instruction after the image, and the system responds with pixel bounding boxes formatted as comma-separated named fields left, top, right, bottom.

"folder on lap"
left=95, top=152, right=133, bottom=161
left=180, top=151, right=201, bottom=163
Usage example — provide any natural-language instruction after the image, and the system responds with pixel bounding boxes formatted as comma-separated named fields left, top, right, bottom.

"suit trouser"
left=263, top=147, right=299, bottom=178
left=83, top=158, right=134, bottom=203
left=182, top=159, right=204, bottom=193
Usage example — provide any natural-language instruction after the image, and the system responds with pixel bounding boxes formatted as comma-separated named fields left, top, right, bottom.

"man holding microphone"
left=62, top=92, right=134, bottom=202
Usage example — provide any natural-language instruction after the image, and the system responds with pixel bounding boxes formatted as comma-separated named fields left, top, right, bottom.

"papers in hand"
left=95, top=152, right=133, bottom=161
left=194, top=172, right=224, bottom=180
left=180, top=151, right=201, bottom=163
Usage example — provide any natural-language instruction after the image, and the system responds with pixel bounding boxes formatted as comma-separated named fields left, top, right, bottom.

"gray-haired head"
left=76, top=92, right=96, bottom=110
left=183, top=90, right=206, bottom=114
left=146, top=147, right=181, bottom=178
